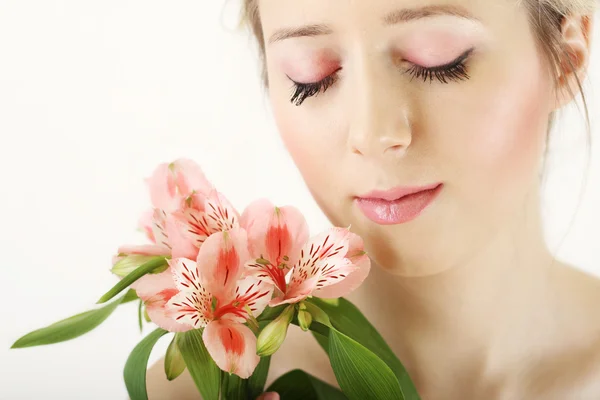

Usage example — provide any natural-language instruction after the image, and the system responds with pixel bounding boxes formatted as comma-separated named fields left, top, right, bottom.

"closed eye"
left=288, top=48, right=474, bottom=106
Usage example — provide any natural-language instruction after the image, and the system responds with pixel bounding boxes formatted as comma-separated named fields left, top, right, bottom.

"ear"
left=552, top=14, right=594, bottom=110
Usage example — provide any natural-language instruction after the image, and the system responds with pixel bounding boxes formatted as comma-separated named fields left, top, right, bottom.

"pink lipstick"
left=355, top=183, right=443, bottom=225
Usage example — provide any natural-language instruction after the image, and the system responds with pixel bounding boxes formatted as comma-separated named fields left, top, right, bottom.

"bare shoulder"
left=144, top=325, right=335, bottom=400
left=525, top=264, right=600, bottom=399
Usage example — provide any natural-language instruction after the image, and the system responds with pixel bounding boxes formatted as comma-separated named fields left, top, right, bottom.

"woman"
left=148, top=0, right=599, bottom=398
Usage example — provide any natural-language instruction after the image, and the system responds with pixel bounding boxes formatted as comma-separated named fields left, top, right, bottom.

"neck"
left=352, top=191, right=564, bottom=393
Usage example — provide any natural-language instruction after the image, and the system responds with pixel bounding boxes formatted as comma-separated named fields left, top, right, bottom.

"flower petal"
left=311, top=232, right=371, bottom=299
left=166, top=288, right=213, bottom=329
left=151, top=209, right=172, bottom=250
left=117, top=244, right=170, bottom=257
left=243, top=259, right=287, bottom=294
left=131, top=268, right=191, bottom=332
left=131, top=268, right=175, bottom=299
left=280, top=227, right=353, bottom=304
left=146, top=163, right=177, bottom=212
left=168, top=258, right=204, bottom=293
left=202, top=320, right=260, bottom=379
left=146, top=159, right=213, bottom=212
left=204, top=190, right=240, bottom=234
left=171, top=158, right=213, bottom=199
left=240, top=199, right=309, bottom=268
left=197, top=228, right=249, bottom=300
left=145, top=288, right=193, bottom=332
left=138, top=209, right=156, bottom=242
left=171, top=208, right=211, bottom=251
left=234, top=276, right=274, bottom=318
left=165, top=213, right=200, bottom=259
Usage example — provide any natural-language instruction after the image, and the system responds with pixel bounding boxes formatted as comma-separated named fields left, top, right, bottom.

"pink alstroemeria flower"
left=120, top=191, right=242, bottom=332
left=147, top=158, right=214, bottom=213
left=241, top=200, right=370, bottom=306
left=113, top=160, right=241, bottom=332
left=166, top=228, right=274, bottom=378
left=240, top=199, right=309, bottom=295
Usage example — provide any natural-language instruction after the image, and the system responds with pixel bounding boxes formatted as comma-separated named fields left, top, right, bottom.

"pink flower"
left=269, top=227, right=370, bottom=306
left=169, top=190, right=240, bottom=259
left=241, top=199, right=309, bottom=295
left=113, top=160, right=242, bottom=333
left=166, top=228, right=274, bottom=378
left=146, top=158, right=213, bottom=213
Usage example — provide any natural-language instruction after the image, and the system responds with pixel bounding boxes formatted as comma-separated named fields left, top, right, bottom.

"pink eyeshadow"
left=281, top=49, right=340, bottom=83
left=401, top=31, right=472, bottom=67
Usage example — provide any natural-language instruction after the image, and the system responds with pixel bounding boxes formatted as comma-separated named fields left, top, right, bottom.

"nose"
left=347, top=61, right=413, bottom=158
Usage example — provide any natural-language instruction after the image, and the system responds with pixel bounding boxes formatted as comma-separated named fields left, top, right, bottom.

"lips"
left=355, top=183, right=443, bottom=225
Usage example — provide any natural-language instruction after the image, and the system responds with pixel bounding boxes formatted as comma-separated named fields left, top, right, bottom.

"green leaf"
left=164, top=335, right=186, bottom=381
left=221, top=371, right=247, bottom=400
left=97, top=257, right=168, bottom=304
left=11, top=294, right=126, bottom=348
left=311, top=331, right=329, bottom=354
left=247, top=356, right=271, bottom=399
left=266, top=369, right=347, bottom=400
left=309, top=297, right=420, bottom=400
left=328, top=329, right=403, bottom=400
left=124, top=328, right=168, bottom=400
left=176, top=329, right=220, bottom=400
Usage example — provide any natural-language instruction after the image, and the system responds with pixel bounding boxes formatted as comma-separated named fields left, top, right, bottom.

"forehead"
left=257, top=0, right=521, bottom=38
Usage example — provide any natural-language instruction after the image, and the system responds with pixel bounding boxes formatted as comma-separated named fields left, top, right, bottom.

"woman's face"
left=259, top=0, right=555, bottom=276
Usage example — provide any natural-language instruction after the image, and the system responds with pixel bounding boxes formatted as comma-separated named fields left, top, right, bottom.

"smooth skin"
left=148, top=0, right=600, bottom=398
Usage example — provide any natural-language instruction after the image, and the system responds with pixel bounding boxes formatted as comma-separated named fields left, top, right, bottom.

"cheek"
left=269, top=91, right=347, bottom=221
left=453, top=61, right=551, bottom=204
left=270, top=97, right=333, bottom=181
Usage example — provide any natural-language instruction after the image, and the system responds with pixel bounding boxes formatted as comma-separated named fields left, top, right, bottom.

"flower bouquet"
left=11, top=159, right=420, bottom=400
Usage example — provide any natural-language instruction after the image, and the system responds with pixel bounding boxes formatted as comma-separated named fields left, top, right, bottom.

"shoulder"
left=525, top=264, right=600, bottom=398
left=526, top=340, right=600, bottom=399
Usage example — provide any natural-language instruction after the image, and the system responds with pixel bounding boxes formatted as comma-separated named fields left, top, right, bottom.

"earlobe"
left=552, top=14, right=593, bottom=110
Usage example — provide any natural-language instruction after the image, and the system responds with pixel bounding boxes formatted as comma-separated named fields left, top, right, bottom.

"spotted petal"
left=271, top=228, right=354, bottom=306
left=166, top=288, right=213, bottom=329
left=168, top=258, right=204, bottom=293
left=243, top=259, right=287, bottom=294
left=312, top=232, right=371, bottom=299
left=231, top=277, right=274, bottom=320
left=165, top=213, right=200, bottom=260
left=171, top=207, right=211, bottom=251
left=133, top=268, right=192, bottom=333
left=145, top=288, right=193, bottom=332
left=204, top=190, right=240, bottom=234
left=202, top=319, right=260, bottom=379
left=151, top=209, right=171, bottom=250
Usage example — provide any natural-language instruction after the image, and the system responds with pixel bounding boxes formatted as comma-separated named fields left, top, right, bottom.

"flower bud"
left=111, top=254, right=158, bottom=277
left=297, top=309, right=313, bottom=331
left=256, top=305, right=295, bottom=357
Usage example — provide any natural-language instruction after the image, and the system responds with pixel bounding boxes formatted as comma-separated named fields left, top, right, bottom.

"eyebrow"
left=267, top=4, right=479, bottom=44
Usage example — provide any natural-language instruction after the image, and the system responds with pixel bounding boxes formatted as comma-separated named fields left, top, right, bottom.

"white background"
left=0, top=1, right=598, bottom=399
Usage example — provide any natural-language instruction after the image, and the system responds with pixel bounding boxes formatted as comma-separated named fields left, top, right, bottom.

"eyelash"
left=288, top=48, right=473, bottom=106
